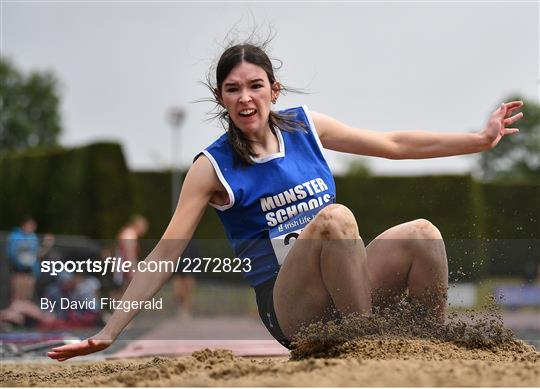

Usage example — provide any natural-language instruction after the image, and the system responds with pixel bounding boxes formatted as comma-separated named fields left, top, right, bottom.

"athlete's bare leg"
left=273, top=204, right=371, bottom=337
left=274, top=209, right=448, bottom=338
left=10, top=273, right=36, bottom=302
left=366, top=219, right=448, bottom=321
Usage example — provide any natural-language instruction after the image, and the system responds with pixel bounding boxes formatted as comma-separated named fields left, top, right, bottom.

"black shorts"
left=9, top=263, right=34, bottom=274
left=254, top=276, right=292, bottom=350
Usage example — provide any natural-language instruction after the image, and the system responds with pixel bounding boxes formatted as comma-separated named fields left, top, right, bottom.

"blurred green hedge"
left=1, top=142, right=537, bottom=279
left=480, top=182, right=540, bottom=278
left=0, top=142, right=131, bottom=238
left=129, top=170, right=226, bottom=241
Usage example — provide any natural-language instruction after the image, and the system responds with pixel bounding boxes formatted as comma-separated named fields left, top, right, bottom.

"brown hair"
left=202, top=42, right=306, bottom=165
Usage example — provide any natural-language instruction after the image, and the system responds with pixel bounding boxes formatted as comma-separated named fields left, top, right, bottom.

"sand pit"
left=2, top=340, right=539, bottom=387
left=2, top=304, right=539, bottom=386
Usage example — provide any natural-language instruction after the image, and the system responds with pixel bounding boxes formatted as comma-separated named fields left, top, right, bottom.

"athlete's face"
left=218, top=61, right=280, bottom=137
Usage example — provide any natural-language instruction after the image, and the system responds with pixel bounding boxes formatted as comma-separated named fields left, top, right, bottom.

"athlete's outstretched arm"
left=312, top=100, right=523, bottom=159
left=47, top=156, right=221, bottom=361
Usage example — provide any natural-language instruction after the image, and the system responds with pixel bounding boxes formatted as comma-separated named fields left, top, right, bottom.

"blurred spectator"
left=110, top=215, right=148, bottom=299
left=44, top=271, right=101, bottom=327
left=99, top=245, right=115, bottom=296
left=35, top=234, right=63, bottom=299
left=39, top=233, right=58, bottom=259
left=7, top=216, right=39, bottom=302
left=0, top=300, right=55, bottom=328
left=172, top=240, right=198, bottom=319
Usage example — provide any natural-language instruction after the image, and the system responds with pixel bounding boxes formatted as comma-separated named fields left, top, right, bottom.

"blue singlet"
left=200, top=105, right=336, bottom=286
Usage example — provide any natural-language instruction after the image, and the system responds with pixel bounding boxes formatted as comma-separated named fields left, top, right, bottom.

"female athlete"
left=48, top=42, right=523, bottom=359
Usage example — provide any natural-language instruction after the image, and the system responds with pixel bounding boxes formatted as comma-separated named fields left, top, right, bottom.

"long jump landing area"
left=107, top=313, right=289, bottom=359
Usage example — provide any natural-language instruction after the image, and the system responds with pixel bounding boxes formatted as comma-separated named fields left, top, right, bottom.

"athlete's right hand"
left=47, top=335, right=113, bottom=361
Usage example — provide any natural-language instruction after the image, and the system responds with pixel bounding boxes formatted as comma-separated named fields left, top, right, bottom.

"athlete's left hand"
left=480, top=100, right=524, bottom=149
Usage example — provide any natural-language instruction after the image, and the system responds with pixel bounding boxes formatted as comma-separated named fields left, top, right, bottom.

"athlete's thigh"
left=366, top=221, right=416, bottom=305
left=273, top=222, right=333, bottom=337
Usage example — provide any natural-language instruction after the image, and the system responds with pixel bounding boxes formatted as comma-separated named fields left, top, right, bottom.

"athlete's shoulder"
left=202, top=132, right=235, bottom=166
left=188, top=152, right=224, bottom=197
left=195, top=132, right=233, bottom=164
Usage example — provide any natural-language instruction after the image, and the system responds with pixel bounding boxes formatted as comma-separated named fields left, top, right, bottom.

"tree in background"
left=477, top=96, right=539, bottom=182
left=0, top=57, right=62, bottom=154
left=344, top=159, right=372, bottom=178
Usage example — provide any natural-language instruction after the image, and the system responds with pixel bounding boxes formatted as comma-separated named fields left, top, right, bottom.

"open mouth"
left=238, top=109, right=257, bottom=118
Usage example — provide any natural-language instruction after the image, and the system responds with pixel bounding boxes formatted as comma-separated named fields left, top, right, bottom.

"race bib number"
left=269, top=208, right=320, bottom=265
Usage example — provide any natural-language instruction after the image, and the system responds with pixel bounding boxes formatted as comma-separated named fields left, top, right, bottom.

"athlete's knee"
left=410, top=218, right=443, bottom=240
left=408, top=219, right=447, bottom=267
left=313, top=204, right=359, bottom=239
